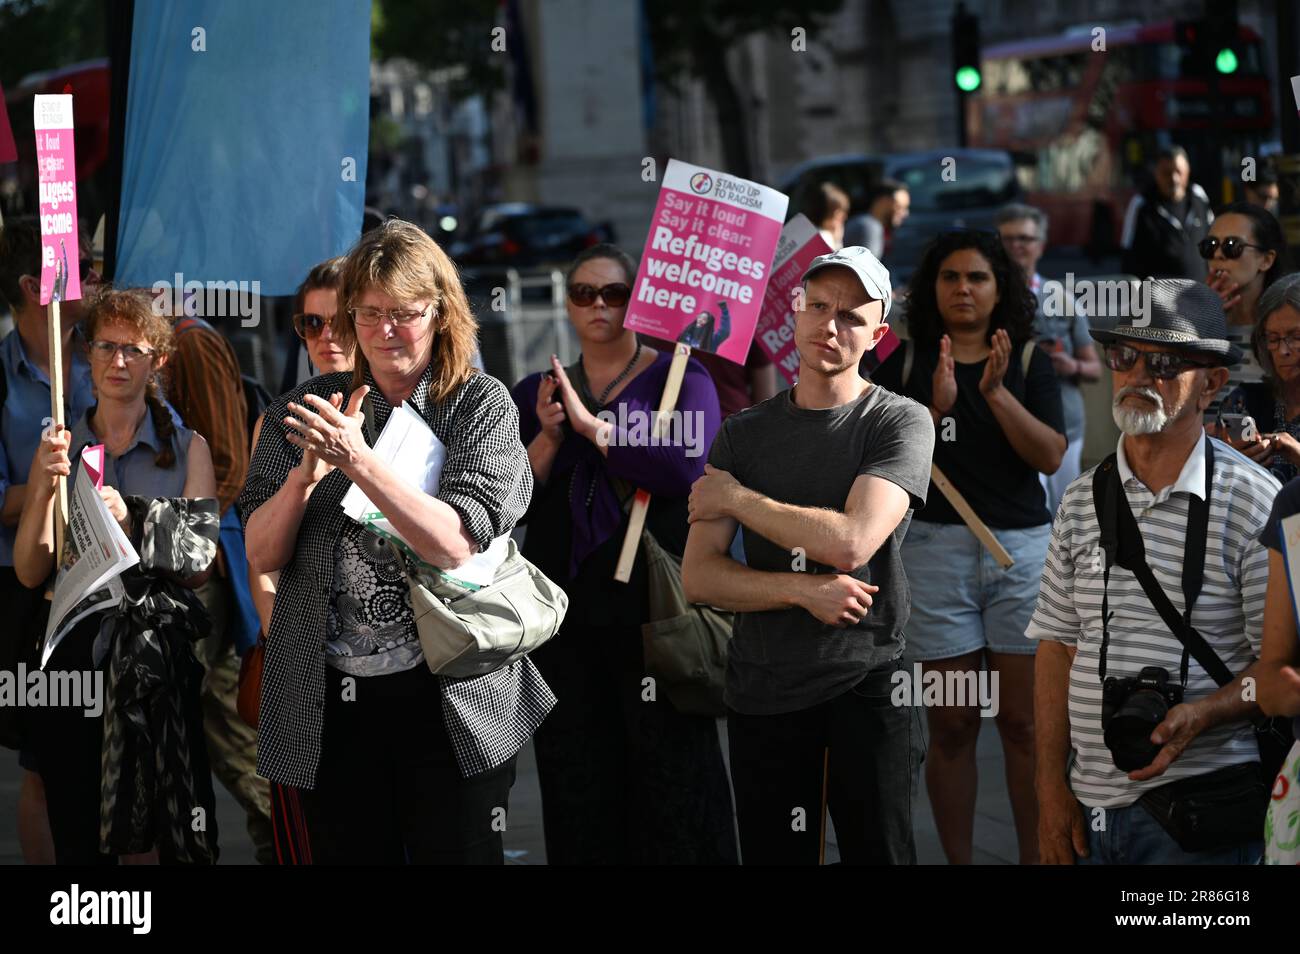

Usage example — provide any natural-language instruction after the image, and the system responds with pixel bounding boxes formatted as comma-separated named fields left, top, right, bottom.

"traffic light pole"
left=1276, top=0, right=1300, bottom=263
left=951, top=2, right=979, bottom=150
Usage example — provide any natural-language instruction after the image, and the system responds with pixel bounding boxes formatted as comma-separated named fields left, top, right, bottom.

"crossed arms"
left=680, top=467, right=912, bottom=627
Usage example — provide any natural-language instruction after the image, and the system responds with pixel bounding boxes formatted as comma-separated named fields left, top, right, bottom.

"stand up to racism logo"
left=690, top=172, right=713, bottom=194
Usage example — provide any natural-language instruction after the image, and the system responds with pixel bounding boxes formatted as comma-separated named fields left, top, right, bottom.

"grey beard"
left=1112, top=386, right=1169, bottom=435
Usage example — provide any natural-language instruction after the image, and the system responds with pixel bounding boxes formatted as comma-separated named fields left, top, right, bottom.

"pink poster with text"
left=34, top=94, right=81, bottom=305
left=754, top=215, right=831, bottom=384
left=0, top=81, right=16, bottom=164
left=624, top=160, right=787, bottom=365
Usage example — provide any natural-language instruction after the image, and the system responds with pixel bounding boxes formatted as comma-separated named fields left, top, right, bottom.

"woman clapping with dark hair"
left=870, top=230, right=1066, bottom=865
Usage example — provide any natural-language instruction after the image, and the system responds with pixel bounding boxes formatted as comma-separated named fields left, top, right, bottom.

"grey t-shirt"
left=709, top=383, right=934, bottom=714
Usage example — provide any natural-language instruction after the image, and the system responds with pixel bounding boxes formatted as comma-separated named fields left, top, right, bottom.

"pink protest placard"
left=754, top=214, right=902, bottom=385
left=754, top=215, right=830, bottom=384
left=34, top=94, right=81, bottom=305
left=81, top=444, right=105, bottom=490
left=0, top=81, right=16, bottom=164
left=624, top=160, right=787, bottom=365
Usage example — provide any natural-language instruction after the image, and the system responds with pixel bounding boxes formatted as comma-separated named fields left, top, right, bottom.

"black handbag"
left=1136, top=762, right=1268, bottom=853
left=637, top=525, right=732, bottom=717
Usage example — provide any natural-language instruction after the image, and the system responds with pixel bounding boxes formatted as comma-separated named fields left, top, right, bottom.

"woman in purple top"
left=511, top=244, right=736, bottom=864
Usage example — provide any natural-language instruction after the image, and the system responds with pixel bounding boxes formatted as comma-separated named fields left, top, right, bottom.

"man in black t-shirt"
left=682, top=247, right=934, bottom=865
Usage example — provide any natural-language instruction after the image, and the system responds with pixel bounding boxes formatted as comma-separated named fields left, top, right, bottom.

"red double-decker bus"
left=968, top=20, right=1274, bottom=254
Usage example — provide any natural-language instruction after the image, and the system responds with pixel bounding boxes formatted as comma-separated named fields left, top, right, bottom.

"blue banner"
left=115, top=0, right=370, bottom=296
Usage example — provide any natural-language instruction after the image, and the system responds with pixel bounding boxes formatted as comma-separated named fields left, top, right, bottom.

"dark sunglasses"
left=1104, top=343, right=1216, bottom=379
left=1198, top=236, right=1266, bottom=260
left=567, top=282, right=630, bottom=308
left=292, top=312, right=333, bottom=339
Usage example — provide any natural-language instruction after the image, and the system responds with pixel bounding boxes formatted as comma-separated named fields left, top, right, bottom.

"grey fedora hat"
left=1088, top=278, right=1242, bottom=365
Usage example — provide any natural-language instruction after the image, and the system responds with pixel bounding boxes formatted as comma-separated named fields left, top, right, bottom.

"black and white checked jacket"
left=238, top=364, right=554, bottom=789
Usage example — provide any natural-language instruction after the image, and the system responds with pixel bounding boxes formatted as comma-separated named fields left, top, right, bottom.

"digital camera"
left=1101, top=666, right=1183, bottom=771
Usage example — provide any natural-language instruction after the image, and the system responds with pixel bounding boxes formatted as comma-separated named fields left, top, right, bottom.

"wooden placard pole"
left=929, top=463, right=1013, bottom=569
left=614, top=343, right=693, bottom=583
left=818, top=747, right=830, bottom=865
left=49, top=275, right=68, bottom=563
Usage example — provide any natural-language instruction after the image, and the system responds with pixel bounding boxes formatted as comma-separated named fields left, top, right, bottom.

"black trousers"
left=28, top=625, right=117, bottom=866
left=530, top=619, right=739, bottom=865
left=726, top=660, right=923, bottom=865
left=299, top=664, right=517, bottom=865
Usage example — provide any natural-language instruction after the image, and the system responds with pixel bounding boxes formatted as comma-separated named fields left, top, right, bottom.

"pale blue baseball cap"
left=801, top=245, right=893, bottom=320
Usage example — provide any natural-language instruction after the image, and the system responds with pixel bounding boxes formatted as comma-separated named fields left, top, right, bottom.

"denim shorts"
left=899, top=520, right=1051, bottom=662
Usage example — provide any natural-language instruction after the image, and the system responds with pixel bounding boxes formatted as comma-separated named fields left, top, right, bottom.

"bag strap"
left=361, top=391, right=376, bottom=445
left=1020, top=340, right=1035, bottom=378
left=1094, top=437, right=1233, bottom=687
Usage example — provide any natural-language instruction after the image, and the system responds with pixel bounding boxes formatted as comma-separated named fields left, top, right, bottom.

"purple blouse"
left=512, top=349, right=721, bottom=578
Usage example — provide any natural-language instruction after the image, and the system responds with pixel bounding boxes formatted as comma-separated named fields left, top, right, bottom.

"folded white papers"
left=340, top=401, right=507, bottom=587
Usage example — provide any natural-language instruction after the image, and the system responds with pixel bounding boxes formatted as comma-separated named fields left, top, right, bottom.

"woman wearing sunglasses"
left=1214, top=274, right=1300, bottom=484
left=509, top=244, right=736, bottom=864
left=245, top=258, right=352, bottom=863
left=870, top=229, right=1066, bottom=865
left=1201, top=203, right=1288, bottom=420
left=16, top=287, right=221, bottom=863
left=1202, top=202, right=1286, bottom=339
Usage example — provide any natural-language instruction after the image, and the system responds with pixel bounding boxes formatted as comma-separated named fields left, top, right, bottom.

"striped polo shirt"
left=1027, top=434, right=1279, bottom=808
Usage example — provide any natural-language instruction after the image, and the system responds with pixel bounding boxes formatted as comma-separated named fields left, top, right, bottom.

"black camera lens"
left=1103, top=689, right=1169, bottom=771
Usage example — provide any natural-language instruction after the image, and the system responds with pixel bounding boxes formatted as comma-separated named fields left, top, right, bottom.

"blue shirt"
left=69, top=406, right=193, bottom=501
left=0, top=329, right=96, bottom=566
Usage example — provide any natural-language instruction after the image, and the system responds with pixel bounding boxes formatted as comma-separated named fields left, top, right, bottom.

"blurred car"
left=448, top=203, right=615, bottom=269
left=778, top=148, right=1022, bottom=286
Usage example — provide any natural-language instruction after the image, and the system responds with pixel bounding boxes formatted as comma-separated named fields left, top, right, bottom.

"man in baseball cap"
left=802, top=244, right=894, bottom=321
left=681, top=245, right=935, bottom=864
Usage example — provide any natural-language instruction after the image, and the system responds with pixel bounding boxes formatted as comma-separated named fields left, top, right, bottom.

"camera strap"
left=1093, top=436, right=1233, bottom=688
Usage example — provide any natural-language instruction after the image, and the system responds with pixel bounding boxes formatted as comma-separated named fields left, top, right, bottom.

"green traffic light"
left=955, top=65, right=981, bottom=92
left=1215, top=47, right=1238, bottom=74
